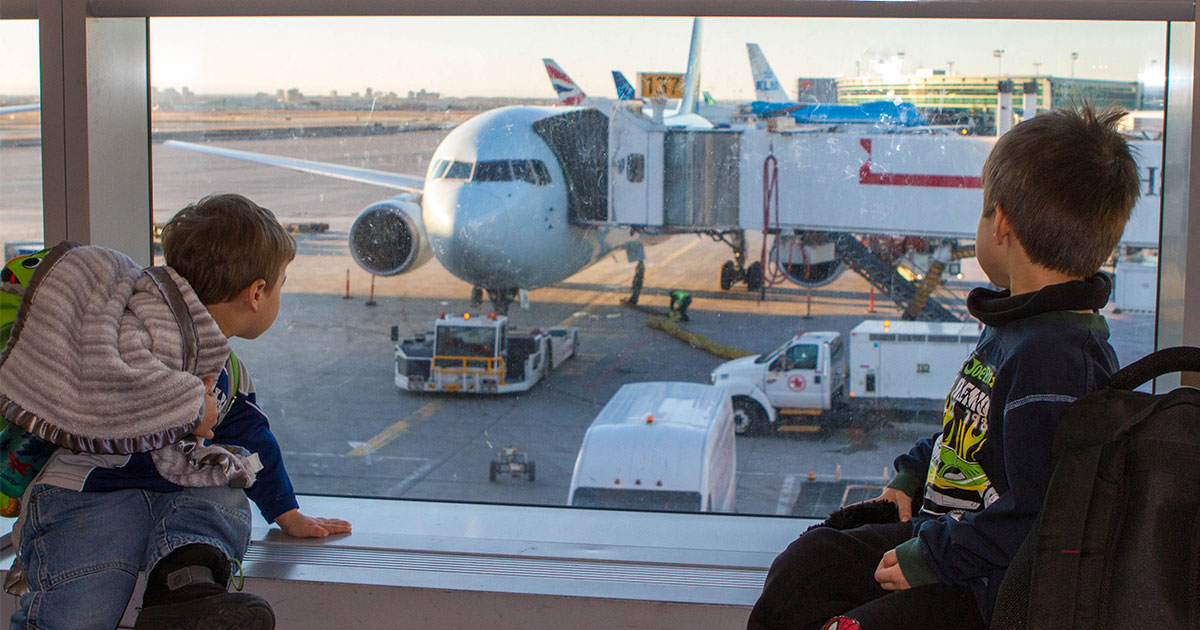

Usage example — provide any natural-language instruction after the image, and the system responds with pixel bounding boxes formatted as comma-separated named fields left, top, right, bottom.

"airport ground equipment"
left=711, top=319, right=980, bottom=435
left=569, top=381, right=736, bottom=513
left=489, top=447, right=535, bottom=482
left=391, top=313, right=577, bottom=394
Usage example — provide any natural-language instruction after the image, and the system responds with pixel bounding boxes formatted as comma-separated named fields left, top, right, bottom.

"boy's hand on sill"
left=874, top=549, right=911, bottom=591
left=275, top=508, right=353, bottom=538
left=872, top=487, right=913, bottom=522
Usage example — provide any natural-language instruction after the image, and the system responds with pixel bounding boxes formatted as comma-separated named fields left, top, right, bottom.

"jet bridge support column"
left=902, top=243, right=954, bottom=321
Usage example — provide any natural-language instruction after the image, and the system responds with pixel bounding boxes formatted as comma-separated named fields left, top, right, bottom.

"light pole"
left=1071, top=52, right=1079, bottom=77
left=993, top=49, right=1005, bottom=76
left=1033, top=62, right=1042, bottom=77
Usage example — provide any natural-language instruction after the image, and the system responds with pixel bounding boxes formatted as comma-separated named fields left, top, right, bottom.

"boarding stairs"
left=834, top=234, right=965, bottom=322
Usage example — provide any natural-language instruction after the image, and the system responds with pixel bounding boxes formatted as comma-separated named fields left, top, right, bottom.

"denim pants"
left=10, top=483, right=252, bottom=630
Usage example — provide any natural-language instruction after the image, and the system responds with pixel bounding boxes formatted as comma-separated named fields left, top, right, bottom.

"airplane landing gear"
left=487, top=288, right=519, bottom=314
left=713, top=230, right=762, bottom=291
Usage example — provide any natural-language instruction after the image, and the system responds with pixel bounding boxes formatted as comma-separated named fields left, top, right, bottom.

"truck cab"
left=711, top=331, right=845, bottom=435
left=393, top=313, right=577, bottom=394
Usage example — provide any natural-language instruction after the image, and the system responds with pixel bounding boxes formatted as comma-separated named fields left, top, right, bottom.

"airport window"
left=0, top=19, right=42, bottom=257
left=135, top=15, right=1167, bottom=522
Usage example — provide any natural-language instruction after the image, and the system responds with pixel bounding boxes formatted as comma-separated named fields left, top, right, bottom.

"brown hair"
left=981, top=105, right=1140, bottom=277
left=161, top=193, right=296, bottom=304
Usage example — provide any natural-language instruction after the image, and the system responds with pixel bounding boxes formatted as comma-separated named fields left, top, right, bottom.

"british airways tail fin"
left=543, top=58, right=587, bottom=106
left=612, top=71, right=636, bottom=100
left=747, top=43, right=791, bottom=103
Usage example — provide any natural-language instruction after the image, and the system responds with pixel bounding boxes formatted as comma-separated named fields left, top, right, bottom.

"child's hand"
left=274, top=508, right=353, bottom=538
left=874, top=549, right=911, bottom=590
left=872, top=487, right=914, bottom=522
left=192, top=377, right=218, bottom=440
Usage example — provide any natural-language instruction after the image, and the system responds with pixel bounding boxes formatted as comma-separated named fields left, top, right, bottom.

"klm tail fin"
left=612, top=71, right=636, bottom=100
left=543, top=58, right=587, bottom=106
left=746, top=43, right=790, bottom=103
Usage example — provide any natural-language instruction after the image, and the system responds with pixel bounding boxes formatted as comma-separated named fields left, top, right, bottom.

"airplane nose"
left=424, top=184, right=531, bottom=288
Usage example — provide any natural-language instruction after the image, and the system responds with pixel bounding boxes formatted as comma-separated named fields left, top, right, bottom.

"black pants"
left=747, top=522, right=987, bottom=630
left=670, top=295, right=691, bottom=320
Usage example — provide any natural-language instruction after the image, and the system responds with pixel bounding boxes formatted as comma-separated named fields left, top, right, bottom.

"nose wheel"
left=486, top=288, right=519, bottom=314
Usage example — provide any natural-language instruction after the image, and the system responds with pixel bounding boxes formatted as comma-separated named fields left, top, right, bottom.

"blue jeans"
left=10, top=484, right=252, bottom=630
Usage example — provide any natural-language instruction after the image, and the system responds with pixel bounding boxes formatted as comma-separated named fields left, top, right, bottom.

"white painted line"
left=776, top=474, right=801, bottom=515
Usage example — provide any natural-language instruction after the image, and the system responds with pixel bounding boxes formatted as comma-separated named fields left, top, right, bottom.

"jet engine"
left=348, top=194, right=433, bottom=276
left=770, top=232, right=845, bottom=288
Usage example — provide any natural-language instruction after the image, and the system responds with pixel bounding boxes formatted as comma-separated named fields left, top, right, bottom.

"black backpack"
left=991, top=346, right=1200, bottom=629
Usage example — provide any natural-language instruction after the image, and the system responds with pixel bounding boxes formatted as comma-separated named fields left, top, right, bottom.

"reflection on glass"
left=144, top=16, right=1166, bottom=518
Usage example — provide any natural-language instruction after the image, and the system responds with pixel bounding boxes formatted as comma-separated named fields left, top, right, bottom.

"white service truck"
left=711, top=319, right=981, bottom=434
left=568, top=381, right=736, bottom=513
left=391, top=313, right=577, bottom=394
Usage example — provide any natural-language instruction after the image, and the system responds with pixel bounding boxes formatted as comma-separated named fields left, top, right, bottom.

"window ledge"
left=1, top=495, right=816, bottom=628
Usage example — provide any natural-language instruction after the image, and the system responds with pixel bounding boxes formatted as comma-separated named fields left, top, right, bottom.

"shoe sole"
left=133, top=593, right=275, bottom=630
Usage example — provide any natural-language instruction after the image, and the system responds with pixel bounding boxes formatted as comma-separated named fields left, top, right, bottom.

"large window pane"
left=0, top=19, right=42, bottom=257
left=146, top=17, right=1165, bottom=519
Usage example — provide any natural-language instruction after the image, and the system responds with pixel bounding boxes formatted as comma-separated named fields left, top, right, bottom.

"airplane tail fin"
left=612, top=71, right=636, bottom=100
left=703, top=91, right=716, bottom=106
left=747, top=43, right=791, bottom=103
left=678, top=17, right=704, bottom=115
left=543, top=58, right=587, bottom=106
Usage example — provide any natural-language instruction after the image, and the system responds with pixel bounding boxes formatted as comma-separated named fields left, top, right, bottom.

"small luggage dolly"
left=489, top=446, right=535, bottom=482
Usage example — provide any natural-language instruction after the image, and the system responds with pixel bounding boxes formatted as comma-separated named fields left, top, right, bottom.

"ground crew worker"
left=668, top=289, right=692, bottom=322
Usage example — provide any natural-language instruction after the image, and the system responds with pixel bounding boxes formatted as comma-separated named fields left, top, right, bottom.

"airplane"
left=745, top=43, right=926, bottom=127
left=0, top=103, right=39, bottom=115
left=169, top=18, right=716, bottom=314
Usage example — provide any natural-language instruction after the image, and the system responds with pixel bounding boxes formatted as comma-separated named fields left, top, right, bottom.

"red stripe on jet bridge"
left=858, top=138, right=983, bottom=189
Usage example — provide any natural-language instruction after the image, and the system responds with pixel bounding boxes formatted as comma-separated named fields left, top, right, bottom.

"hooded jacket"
left=887, top=274, right=1118, bottom=623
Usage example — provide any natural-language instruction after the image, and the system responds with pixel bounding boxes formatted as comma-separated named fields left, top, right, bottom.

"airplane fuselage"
left=422, top=106, right=639, bottom=291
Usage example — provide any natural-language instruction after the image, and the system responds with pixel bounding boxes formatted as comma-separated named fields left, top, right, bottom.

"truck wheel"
left=745, top=262, right=764, bottom=292
left=720, top=261, right=736, bottom=291
left=732, top=397, right=769, bottom=436
left=527, top=461, right=536, bottom=482
left=489, top=461, right=499, bottom=482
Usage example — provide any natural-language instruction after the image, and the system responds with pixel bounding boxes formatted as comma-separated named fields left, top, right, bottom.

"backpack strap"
left=1107, top=346, right=1200, bottom=391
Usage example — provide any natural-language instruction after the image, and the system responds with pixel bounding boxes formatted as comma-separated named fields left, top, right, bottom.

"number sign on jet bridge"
left=603, top=111, right=1162, bottom=248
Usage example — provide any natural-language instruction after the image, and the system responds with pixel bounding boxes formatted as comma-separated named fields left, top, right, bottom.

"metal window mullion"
left=76, top=0, right=1195, bottom=20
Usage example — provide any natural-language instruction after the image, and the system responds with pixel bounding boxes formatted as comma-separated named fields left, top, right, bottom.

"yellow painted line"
left=778, top=425, right=822, bottom=433
left=778, top=408, right=824, bottom=416
left=554, top=238, right=705, bottom=329
left=347, top=401, right=444, bottom=456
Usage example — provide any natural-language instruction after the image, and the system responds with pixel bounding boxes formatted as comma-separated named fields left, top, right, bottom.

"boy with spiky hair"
left=749, top=106, right=1140, bottom=630
left=7, top=194, right=350, bottom=630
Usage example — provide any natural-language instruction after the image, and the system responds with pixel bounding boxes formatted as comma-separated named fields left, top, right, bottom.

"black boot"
left=134, top=543, right=274, bottom=630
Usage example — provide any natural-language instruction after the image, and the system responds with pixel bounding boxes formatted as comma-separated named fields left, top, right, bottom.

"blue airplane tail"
left=612, top=71, right=636, bottom=100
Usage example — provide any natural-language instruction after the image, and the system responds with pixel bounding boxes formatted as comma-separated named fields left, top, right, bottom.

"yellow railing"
left=432, top=355, right=505, bottom=373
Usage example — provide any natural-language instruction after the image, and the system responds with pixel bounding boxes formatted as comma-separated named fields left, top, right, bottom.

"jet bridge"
left=595, top=107, right=1163, bottom=319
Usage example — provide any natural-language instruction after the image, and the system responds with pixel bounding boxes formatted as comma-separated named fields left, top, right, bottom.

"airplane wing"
left=162, top=140, right=425, bottom=193
left=0, top=104, right=39, bottom=115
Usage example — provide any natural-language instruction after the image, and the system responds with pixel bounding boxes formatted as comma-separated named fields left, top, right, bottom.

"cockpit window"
left=531, top=160, right=551, bottom=185
left=473, top=160, right=513, bottom=182
left=511, top=160, right=536, bottom=185
left=431, top=159, right=450, bottom=179
left=444, top=160, right=473, bottom=179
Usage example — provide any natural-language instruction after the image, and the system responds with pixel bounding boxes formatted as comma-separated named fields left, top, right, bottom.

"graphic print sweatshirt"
left=887, top=274, right=1118, bottom=621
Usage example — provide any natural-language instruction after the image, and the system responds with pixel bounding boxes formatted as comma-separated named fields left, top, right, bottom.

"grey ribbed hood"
left=0, top=241, right=229, bottom=453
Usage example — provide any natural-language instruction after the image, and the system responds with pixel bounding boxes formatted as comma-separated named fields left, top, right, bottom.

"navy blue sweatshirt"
left=35, top=353, right=300, bottom=523
left=888, top=275, right=1117, bottom=622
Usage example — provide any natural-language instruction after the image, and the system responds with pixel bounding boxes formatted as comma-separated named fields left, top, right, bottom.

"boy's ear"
left=240, top=279, right=269, bottom=313
left=992, top=205, right=1012, bottom=246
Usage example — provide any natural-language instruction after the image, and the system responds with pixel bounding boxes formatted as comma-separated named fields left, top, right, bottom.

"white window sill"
left=0, top=496, right=816, bottom=628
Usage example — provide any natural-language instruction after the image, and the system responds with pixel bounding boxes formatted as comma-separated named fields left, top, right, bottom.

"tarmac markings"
left=347, top=400, right=444, bottom=456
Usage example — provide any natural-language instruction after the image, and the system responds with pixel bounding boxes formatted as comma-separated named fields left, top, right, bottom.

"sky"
left=0, top=17, right=1168, bottom=99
